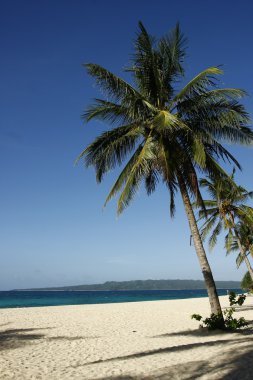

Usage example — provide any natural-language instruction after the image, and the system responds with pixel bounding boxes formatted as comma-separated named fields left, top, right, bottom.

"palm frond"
left=168, top=181, right=177, bottom=217
left=173, top=67, right=223, bottom=104
left=199, top=207, right=217, bottom=219
left=130, top=22, right=162, bottom=106
left=225, top=230, right=238, bottom=253
left=158, top=23, right=186, bottom=88
left=83, top=99, right=131, bottom=124
left=200, top=200, right=217, bottom=207
left=104, top=144, right=144, bottom=207
left=84, top=63, right=144, bottom=108
left=77, top=123, right=142, bottom=182
left=200, top=216, right=218, bottom=242
left=205, top=88, right=248, bottom=99
left=144, top=168, right=159, bottom=196
left=209, top=220, right=222, bottom=250
left=192, top=137, right=206, bottom=168
left=236, top=252, right=245, bottom=268
left=207, top=141, right=241, bottom=170
left=116, top=135, right=155, bottom=214
left=160, top=139, right=178, bottom=217
left=153, top=110, right=189, bottom=134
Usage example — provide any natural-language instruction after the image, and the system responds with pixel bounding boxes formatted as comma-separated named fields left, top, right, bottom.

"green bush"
left=228, top=291, right=246, bottom=306
left=191, top=292, right=248, bottom=331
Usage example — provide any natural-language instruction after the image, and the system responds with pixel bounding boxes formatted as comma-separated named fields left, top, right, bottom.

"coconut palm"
left=226, top=221, right=253, bottom=279
left=78, top=22, right=253, bottom=320
left=197, top=173, right=253, bottom=279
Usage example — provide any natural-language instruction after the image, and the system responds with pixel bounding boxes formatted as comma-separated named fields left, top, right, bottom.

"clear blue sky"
left=1, top=0, right=253, bottom=290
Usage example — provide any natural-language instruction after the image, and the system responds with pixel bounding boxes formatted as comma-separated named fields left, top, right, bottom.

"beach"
left=0, top=296, right=252, bottom=379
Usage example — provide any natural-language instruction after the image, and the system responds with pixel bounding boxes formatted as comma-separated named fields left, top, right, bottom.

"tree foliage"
left=78, top=22, right=252, bottom=216
left=78, top=22, right=253, bottom=320
left=226, top=222, right=253, bottom=268
left=195, top=171, right=253, bottom=250
left=241, top=271, right=253, bottom=291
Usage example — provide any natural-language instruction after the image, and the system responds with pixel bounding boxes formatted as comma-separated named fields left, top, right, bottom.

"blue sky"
left=1, top=0, right=253, bottom=290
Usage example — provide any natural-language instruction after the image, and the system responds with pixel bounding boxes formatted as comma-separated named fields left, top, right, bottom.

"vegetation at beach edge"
left=192, top=292, right=248, bottom=331
left=241, top=271, right=253, bottom=292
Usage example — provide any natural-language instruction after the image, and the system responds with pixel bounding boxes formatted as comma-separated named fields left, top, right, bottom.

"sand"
left=0, top=295, right=253, bottom=379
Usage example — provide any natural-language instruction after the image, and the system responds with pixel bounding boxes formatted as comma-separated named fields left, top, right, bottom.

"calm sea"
left=0, top=289, right=242, bottom=309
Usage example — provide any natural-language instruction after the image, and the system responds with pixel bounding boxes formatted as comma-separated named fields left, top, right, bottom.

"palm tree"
left=78, top=22, right=253, bottom=320
left=226, top=221, right=253, bottom=279
left=197, top=173, right=253, bottom=279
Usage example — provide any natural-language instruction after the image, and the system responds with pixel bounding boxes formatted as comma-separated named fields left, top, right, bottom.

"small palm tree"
left=226, top=221, right=253, bottom=279
left=78, top=22, right=253, bottom=320
left=197, top=172, right=253, bottom=279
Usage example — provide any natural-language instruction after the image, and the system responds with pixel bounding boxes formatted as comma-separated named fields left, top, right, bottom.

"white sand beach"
left=0, top=295, right=253, bottom=379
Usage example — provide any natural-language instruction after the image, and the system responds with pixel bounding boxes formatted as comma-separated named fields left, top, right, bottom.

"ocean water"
left=0, top=289, right=242, bottom=309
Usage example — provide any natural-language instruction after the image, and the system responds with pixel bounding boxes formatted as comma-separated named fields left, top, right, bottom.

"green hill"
left=23, top=279, right=241, bottom=291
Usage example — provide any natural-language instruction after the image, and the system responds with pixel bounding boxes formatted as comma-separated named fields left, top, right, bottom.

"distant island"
left=20, top=279, right=241, bottom=291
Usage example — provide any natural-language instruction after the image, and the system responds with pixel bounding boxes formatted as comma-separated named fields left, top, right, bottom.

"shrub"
left=228, top=291, right=246, bottom=306
left=191, top=292, right=248, bottom=331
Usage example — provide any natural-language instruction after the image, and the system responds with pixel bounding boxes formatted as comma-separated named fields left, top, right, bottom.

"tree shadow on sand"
left=0, top=322, right=12, bottom=327
left=0, top=327, right=99, bottom=351
left=152, top=325, right=253, bottom=339
left=98, top=341, right=253, bottom=380
left=73, top=335, right=253, bottom=368
left=233, top=305, right=253, bottom=312
left=49, top=335, right=99, bottom=341
left=0, top=328, right=47, bottom=350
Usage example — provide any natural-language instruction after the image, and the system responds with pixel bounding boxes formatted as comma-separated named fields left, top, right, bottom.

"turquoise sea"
left=0, top=289, right=241, bottom=308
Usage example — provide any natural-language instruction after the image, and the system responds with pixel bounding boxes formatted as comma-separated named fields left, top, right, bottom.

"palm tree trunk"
left=177, top=174, right=224, bottom=319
